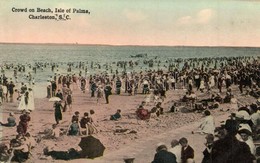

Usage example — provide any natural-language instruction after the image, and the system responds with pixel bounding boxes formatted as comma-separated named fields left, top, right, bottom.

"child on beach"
left=110, top=109, right=122, bottom=121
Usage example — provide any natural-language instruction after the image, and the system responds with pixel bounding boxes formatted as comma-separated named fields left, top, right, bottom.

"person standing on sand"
left=66, top=92, right=73, bottom=112
left=51, top=80, right=57, bottom=97
left=54, top=101, right=63, bottom=124
left=115, top=77, right=122, bottom=95
left=8, top=81, right=15, bottom=102
left=96, top=84, right=103, bottom=104
left=104, top=82, right=112, bottom=104
left=90, top=80, right=97, bottom=97
left=17, top=110, right=31, bottom=136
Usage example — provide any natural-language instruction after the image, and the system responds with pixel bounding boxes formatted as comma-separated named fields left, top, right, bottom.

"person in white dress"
left=199, top=79, right=205, bottom=92
left=18, top=89, right=35, bottom=111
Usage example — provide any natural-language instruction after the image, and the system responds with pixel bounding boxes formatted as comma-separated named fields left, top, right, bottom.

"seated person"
left=0, top=112, right=16, bottom=127
left=136, top=105, right=150, bottom=120
left=189, top=91, right=197, bottom=102
left=68, top=121, right=80, bottom=136
left=0, top=143, right=11, bottom=162
left=150, top=102, right=164, bottom=117
left=214, top=93, right=223, bottom=103
left=110, top=109, right=122, bottom=120
left=169, top=102, right=178, bottom=112
left=223, top=92, right=232, bottom=103
left=182, top=92, right=190, bottom=102
left=80, top=112, right=95, bottom=135
left=249, top=87, right=260, bottom=98
left=42, top=124, right=61, bottom=139
left=155, top=102, right=164, bottom=115
left=71, top=111, right=80, bottom=123
left=10, top=136, right=30, bottom=163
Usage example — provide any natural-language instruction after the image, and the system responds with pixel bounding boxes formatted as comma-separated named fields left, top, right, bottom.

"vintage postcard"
left=0, top=0, right=259, bottom=163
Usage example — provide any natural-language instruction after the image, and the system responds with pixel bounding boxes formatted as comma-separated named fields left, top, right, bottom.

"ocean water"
left=1, top=44, right=259, bottom=64
left=0, top=43, right=259, bottom=98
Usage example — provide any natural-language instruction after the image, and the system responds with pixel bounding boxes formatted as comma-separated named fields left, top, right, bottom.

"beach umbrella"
left=78, top=136, right=105, bottom=159
left=48, top=97, right=61, bottom=102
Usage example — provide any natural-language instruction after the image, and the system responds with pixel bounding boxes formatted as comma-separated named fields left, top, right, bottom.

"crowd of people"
left=0, top=55, right=259, bottom=162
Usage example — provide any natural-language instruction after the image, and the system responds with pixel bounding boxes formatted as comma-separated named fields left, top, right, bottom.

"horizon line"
left=0, top=42, right=259, bottom=48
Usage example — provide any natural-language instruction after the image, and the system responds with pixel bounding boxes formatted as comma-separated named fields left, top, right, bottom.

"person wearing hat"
left=0, top=112, right=16, bottom=127
left=152, top=143, right=177, bottom=163
left=211, top=119, right=255, bottom=163
left=238, top=128, right=256, bottom=155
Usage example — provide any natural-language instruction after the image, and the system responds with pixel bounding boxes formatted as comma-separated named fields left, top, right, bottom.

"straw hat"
left=235, top=110, right=251, bottom=120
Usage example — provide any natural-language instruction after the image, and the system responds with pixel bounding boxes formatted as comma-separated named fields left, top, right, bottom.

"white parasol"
left=48, top=97, right=61, bottom=102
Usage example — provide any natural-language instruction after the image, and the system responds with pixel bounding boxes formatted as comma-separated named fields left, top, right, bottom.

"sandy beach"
left=1, top=80, right=257, bottom=163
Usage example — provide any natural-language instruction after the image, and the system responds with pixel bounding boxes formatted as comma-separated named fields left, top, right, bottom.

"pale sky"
left=0, top=0, right=260, bottom=47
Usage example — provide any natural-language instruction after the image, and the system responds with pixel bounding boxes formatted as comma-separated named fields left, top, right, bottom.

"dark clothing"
left=211, top=135, right=255, bottom=163
left=202, top=144, right=212, bottom=163
left=152, top=150, right=177, bottom=163
left=110, top=112, right=121, bottom=120
left=45, top=149, right=81, bottom=160
left=181, top=145, right=194, bottom=163
left=8, top=83, right=15, bottom=95
left=56, top=92, right=63, bottom=100
left=80, top=117, right=90, bottom=128
left=67, top=94, right=72, bottom=105
left=17, top=114, right=31, bottom=135
left=71, top=115, right=79, bottom=123
left=91, top=83, right=97, bottom=97
left=104, top=85, right=112, bottom=104
left=115, top=80, right=122, bottom=94
left=54, top=103, right=63, bottom=124
left=11, top=150, right=29, bottom=163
